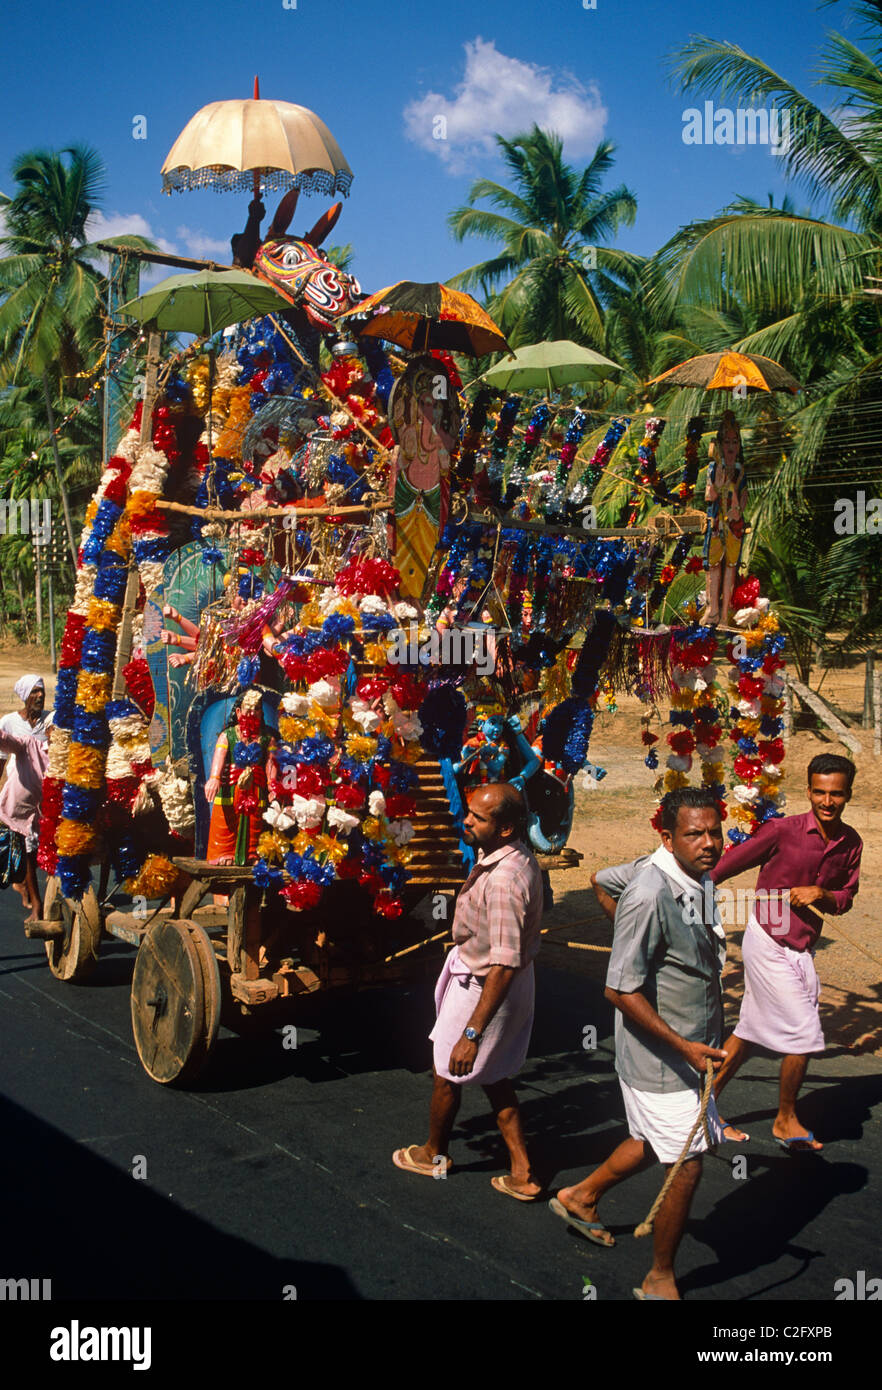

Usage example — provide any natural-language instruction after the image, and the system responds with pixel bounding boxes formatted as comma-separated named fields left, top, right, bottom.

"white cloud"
left=83, top=212, right=234, bottom=287
left=403, top=38, right=607, bottom=172
left=175, top=225, right=230, bottom=259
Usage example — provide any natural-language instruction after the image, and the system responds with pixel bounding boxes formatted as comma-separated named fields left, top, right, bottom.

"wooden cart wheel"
left=43, top=877, right=102, bottom=983
left=130, top=918, right=221, bottom=1085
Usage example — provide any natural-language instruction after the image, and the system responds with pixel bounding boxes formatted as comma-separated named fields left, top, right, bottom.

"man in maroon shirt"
left=710, top=754, right=862, bottom=1151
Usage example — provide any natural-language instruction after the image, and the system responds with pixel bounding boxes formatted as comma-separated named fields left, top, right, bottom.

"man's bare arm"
left=604, top=985, right=726, bottom=1074
left=591, top=871, right=618, bottom=925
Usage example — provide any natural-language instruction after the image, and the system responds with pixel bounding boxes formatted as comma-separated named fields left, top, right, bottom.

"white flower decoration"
left=389, top=818, right=415, bottom=845
left=359, top=594, right=388, bottom=615
left=308, top=678, right=340, bottom=709
left=264, top=800, right=297, bottom=832
left=291, top=795, right=326, bottom=829
left=327, top=806, right=359, bottom=835
left=733, top=784, right=760, bottom=805
left=368, top=790, right=386, bottom=817
left=281, top=693, right=309, bottom=716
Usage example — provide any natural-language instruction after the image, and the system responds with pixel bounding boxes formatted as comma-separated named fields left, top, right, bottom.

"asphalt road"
left=1, top=887, right=880, bottom=1309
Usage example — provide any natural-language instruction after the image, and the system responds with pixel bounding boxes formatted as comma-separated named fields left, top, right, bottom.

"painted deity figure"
left=205, top=688, right=278, bottom=865
left=453, top=712, right=540, bottom=792
left=389, top=355, right=460, bottom=601
left=702, top=410, right=748, bottom=626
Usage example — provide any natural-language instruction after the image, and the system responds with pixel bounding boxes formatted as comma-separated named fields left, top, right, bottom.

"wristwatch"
left=463, top=1027, right=482, bottom=1044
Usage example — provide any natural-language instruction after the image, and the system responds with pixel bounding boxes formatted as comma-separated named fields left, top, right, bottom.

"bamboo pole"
left=874, top=667, right=882, bottom=757
left=782, top=679, right=793, bottom=744
left=154, top=498, right=391, bottom=521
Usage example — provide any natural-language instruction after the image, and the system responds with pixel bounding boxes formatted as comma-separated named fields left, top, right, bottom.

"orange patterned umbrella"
left=648, top=351, right=799, bottom=395
left=339, top=281, right=509, bottom=356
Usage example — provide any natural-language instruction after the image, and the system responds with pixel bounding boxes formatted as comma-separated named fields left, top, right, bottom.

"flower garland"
left=724, top=577, right=787, bottom=842
left=678, top=416, right=704, bottom=504
left=631, top=416, right=669, bottom=520
left=506, top=402, right=551, bottom=494
left=39, top=383, right=195, bottom=898
left=251, top=562, right=426, bottom=917
left=651, top=613, right=726, bottom=829
left=486, top=397, right=521, bottom=503
left=569, top=417, right=629, bottom=509
left=455, top=387, right=493, bottom=492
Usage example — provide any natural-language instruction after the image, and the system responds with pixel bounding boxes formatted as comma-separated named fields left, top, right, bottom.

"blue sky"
left=0, top=0, right=864, bottom=293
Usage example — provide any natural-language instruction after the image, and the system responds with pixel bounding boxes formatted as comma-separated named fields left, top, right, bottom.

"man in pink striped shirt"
left=710, top=754, right=862, bottom=1151
left=393, top=782, right=545, bottom=1199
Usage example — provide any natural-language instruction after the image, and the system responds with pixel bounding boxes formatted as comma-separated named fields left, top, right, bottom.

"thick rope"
left=634, top=1058, right=715, bottom=1239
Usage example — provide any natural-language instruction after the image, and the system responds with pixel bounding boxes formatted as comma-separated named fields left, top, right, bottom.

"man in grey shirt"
left=549, top=787, right=730, bottom=1301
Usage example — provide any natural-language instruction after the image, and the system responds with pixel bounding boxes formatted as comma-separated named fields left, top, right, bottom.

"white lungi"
left=430, top=945, right=535, bottom=1086
left=619, top=1077, right=727, bottom=1163
left=735, top=916, right=824, bottom=1054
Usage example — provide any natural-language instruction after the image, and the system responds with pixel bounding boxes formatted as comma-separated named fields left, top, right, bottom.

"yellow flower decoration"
left=664, top=770, right=690, bottom=791
left=758, top=613, right=779, bottom=634
left=314, top=833, right=348, bottom=865
left=279, top=716, right=313, bottom=743
left=77, top=670, right=113, bottom=713
left=347, top=735, right=377, bottom=760
left=671, top=688, right=696, bottom=710
left=86, top=598, right=122, bottom=633
left=56, top=818, right=100, bottom=855
left=308, top=703, right=338, bottom=736
left=293, top=830, right=318, bottom=856
left=739, top=717, right=761, bottom=737
left=66, top=743, right=105, bottom=789
left=257, top=831, right=286, bottom=864
left=105, top=517, right=131, bottom=557
left=299, top=603, right=322, bottom=628
left=360, top=816, right=384, bottom=841
left=363, top=642, right=388, bottom=666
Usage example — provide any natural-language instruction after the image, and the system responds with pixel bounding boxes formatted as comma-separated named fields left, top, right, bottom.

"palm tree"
left=0, top=144, right=153, bottom=563
left=654, top=7, right=882, bottom=685
left=447, top=126, right=640, bottom=349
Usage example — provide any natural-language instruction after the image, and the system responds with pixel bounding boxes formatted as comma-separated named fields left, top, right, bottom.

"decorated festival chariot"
left=30, top=90, right=792, bottom=1085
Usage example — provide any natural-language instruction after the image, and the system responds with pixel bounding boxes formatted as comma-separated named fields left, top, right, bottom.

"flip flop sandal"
left=392, top=1145, right=452, bottom=1177
left=491, top=1174, right=543, bottom=1202
left=548, top=1197, right=615, bottom=1247
left=721, top=1123, right=750, bottom=1142
left=773, top=1131, right=821, bottom=1153
left=633, top=1288, right=673, bottom=1301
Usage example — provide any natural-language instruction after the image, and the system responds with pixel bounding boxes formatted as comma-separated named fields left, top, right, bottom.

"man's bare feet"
left=640, top=1270, right=680, bottom=1300
left=555, top=1185, right=615, bottom=1246
left=773, top=1119, right=823, bottom=1151
left=497, top=1174, right=542, bottom=1199
left=406, top=1142, right=438, bottom=1167
left=721, top=1120, right=750, bottom=1142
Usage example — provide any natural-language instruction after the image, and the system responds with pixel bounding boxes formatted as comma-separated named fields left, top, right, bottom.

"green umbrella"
left=119, top=269, right=294, bottom=335
left=476, top=339, right=623, bottom=394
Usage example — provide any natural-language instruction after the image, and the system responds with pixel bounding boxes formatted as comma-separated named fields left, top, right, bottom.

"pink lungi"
left=735, top=916, right=824, bottom=1054
left=430, top=945, right=535, bottom=1086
